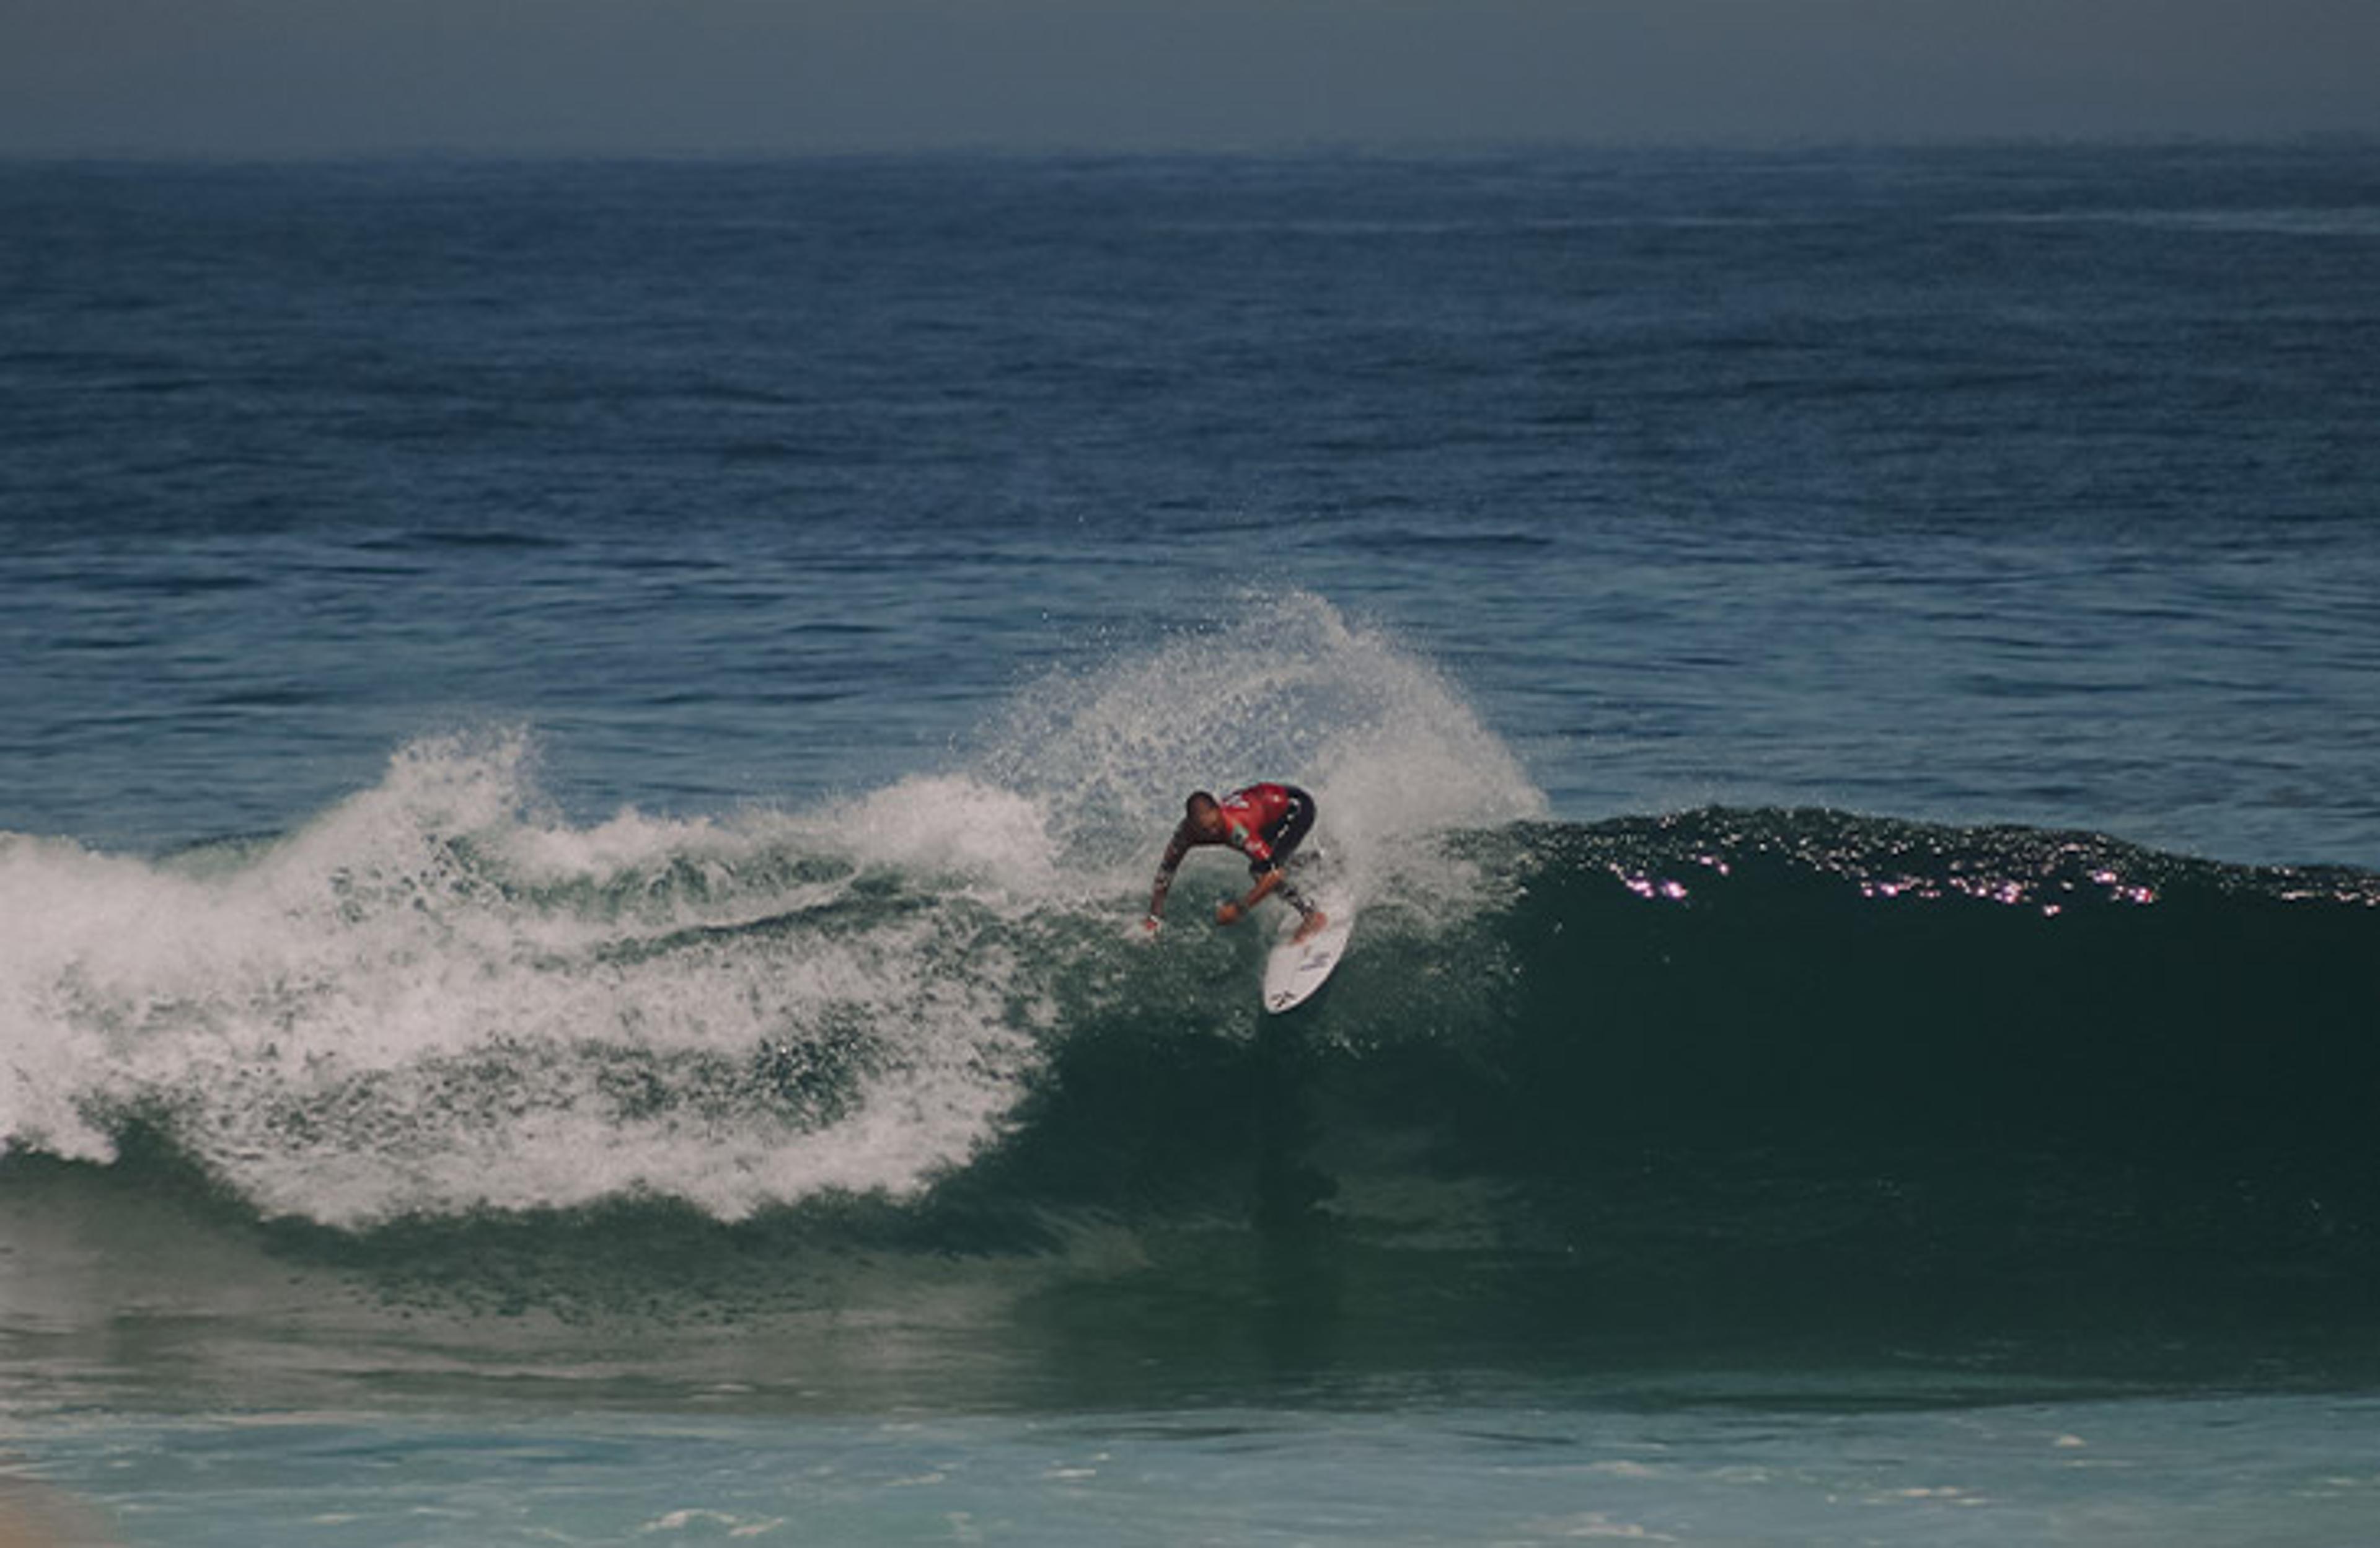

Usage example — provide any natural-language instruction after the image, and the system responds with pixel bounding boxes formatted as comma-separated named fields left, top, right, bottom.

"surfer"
left=1144, top=783, right=1329, bottom=943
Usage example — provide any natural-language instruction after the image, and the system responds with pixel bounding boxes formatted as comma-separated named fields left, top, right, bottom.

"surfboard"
left=1261, top=895, right=1355, bottom=1014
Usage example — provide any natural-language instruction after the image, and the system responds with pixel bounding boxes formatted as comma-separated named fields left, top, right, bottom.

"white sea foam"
left=0, top=596, right=1541, bottom=1224
left=1, top=731, right=1039, bottom=1225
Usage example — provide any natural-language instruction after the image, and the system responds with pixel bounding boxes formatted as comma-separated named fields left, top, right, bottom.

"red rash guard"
left=1215, top=784, right=1296, bottom=864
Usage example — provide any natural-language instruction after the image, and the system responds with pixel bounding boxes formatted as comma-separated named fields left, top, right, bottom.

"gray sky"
left=4, top=0, right=2376, bottom=156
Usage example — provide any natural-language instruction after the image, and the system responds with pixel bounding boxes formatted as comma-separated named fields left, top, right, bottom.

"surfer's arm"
left=1215, top=867, right=1284, bottom=926
left=1144, top=830, right=1191, bottom=929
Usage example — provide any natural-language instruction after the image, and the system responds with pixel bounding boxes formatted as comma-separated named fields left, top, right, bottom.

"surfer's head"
left=1183, top=790, right=1222, bottom=838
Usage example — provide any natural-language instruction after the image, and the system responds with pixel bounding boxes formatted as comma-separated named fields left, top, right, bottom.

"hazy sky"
left=4, top=0, right=2376, bottom=155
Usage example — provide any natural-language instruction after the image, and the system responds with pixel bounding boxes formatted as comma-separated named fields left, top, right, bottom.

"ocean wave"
left=7, top=792, right=2373, bottom=1232
left=5, top=600, right=2375, bottom=1337
left=6, top=799, right=2378, bottom=1358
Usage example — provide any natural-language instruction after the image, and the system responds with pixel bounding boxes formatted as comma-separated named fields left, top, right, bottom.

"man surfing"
left=1144, top=783, right=1330, bottom=943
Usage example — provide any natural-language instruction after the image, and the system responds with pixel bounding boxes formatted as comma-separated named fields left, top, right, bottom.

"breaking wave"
left=6, top=597, right=2376, bottom=1347
left=0, top=596, right=1541, bottom=1226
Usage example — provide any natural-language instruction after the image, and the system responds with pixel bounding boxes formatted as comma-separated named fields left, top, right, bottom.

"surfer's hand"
left=1215, top=900, right=1243, bottom=926
left=1140, top=913, right=1162, bottom=937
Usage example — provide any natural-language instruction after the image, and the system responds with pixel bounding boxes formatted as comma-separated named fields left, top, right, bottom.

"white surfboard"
left=1261, top=895, right=1355, bottom=1014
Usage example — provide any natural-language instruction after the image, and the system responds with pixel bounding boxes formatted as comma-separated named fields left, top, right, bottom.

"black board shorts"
left=1249, top=785, right=1315, bottom=876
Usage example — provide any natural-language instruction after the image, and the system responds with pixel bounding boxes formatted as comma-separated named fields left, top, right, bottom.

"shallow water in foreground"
left=14, top=1391, right=2380, bottom=1547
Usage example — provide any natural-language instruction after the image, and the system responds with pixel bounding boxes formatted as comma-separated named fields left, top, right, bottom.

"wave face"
left=5, top=605, right=2377, bottom=1352
left=945, top=811, right=2380, bottom=1344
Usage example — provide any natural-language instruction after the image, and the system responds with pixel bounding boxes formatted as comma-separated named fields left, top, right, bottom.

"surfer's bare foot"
left=1293, top=910, right=1329, bottom=944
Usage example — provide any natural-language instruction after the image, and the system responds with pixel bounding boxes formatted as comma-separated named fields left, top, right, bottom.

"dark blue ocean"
left=4, top=144, right=2379, bottom=1544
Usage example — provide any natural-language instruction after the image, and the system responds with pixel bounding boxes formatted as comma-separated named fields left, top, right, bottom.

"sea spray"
left=973, top=593, right=1547, bottom=906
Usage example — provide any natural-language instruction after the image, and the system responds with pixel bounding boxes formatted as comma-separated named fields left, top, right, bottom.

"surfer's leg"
left=1288, top=891, right=1328, bottom=943
left=1253, top=790, right=1324, bottom=936
left=1261, top=864, right=1329, bottom=941
left=1274, top=873, right=1315, bottom=918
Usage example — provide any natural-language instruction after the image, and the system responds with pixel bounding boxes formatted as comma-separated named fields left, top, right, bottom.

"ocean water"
left=2, top=143, right=2378, bottom=1544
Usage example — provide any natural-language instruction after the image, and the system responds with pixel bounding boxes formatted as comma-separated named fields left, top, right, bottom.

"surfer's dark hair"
left=1185, top=791, right=1217, bottom=816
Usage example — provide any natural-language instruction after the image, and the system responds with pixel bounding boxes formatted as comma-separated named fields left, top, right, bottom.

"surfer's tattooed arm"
left=1219, top=867, right=1284, bottom=925
left=1144, top=826, right=1193, bottom=928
